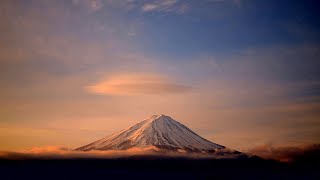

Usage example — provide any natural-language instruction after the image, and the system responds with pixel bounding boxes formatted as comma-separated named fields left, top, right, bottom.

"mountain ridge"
left=76, top=114, right=225, bottom=152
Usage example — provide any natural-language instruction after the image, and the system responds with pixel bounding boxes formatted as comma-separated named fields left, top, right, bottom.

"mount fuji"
left=76, top=114, right=228, bottom=153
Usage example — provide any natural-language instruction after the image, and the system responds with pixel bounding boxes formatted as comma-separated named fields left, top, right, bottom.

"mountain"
left=76, top=114, right=227, bottom=152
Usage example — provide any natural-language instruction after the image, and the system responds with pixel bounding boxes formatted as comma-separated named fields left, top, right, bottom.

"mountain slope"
left=76, top=114, right=225, bottom=152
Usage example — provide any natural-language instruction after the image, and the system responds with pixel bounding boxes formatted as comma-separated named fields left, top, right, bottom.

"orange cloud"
left=86, top=73, right=192, bottom=96
left=0, top=146, right=241, bottom=160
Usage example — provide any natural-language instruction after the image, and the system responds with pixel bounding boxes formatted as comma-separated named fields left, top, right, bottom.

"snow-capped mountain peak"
left=76, top=114, right=225, bottom=152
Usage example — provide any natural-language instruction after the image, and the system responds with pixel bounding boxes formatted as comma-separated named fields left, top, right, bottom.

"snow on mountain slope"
left=76, top=114, right=225, bottom=152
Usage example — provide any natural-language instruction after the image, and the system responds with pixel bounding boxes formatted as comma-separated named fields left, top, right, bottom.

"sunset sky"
left=0, top=0, right=319, bottom=151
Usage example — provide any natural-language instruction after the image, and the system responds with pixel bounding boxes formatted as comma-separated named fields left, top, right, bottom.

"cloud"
left=246, top=144, right=320, bottom=162
left=86, top=73, right=192, bottom=96
left=142, top=0, right=179, bottom=12
left=0, top=146, right=240, bottom=160
left=0, top=146, right=159, bottom=160
left=142, top=4, right=158, bottom=12
left=4, top=144, right=319, bottom=162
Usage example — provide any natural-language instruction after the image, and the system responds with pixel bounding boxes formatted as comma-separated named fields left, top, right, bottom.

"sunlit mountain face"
left=76, top=114, right=226, bottom=152
left=0, top=0, right=320, bottom=179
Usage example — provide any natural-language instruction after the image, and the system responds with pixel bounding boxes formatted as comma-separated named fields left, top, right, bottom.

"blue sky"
left=0, top=0, right=319, bottom=151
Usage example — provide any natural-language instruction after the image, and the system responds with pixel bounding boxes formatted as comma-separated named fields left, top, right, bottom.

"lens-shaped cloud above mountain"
left=86, top=74, right=192, bottom=96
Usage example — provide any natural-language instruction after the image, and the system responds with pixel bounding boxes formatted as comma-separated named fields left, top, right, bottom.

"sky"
left=0, top=0, right=319, bottom=151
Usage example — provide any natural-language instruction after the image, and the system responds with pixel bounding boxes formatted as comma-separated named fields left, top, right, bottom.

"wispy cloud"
left=142, top=0, right=179, bottom=12
left=86, top=73, right=192, bottom=96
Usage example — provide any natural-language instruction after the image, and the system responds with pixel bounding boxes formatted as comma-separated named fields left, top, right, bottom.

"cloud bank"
left=0, top=146, right=161, bottom=160
left=1, top=144, right=319, bottom=163
left=0, top=146, right=241, bottom=160
left=246, top=144, right=320, bottom=162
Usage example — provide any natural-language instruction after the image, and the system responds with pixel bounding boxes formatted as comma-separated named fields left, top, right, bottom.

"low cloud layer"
left=86, top=73, right=192, bottom=96
left=0, top=146, right=161, bottom=160
left=0, top=146, right=241, bottom=160
left=246, top=144, right=320, bottom=162
left=1, top=144, right=319, bottom=163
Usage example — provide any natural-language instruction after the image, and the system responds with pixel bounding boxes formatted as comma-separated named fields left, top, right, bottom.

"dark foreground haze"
left=1, top=153, right=319, bottom=180
left=1, top=144, right=319, bottom=179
